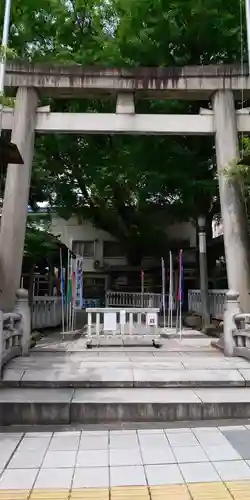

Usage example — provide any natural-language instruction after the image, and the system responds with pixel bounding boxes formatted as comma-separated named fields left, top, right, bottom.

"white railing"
left=188, top=289, right=227, bottom=318
left=32, top=297, right=62, bottom=329
left=106, top=291, right=176, bottom=310
left=1, top=289, right=31, bottom=375
left=86, top=307, right=160, bottom=341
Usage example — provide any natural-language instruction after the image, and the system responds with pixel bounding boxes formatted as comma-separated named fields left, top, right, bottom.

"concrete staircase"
left=1, top=336, right=250, bottom=425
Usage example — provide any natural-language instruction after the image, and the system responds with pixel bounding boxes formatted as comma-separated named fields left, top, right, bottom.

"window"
left=103, top=241, right=125, bottom=258
left=72, top=241, right=94, bottom=258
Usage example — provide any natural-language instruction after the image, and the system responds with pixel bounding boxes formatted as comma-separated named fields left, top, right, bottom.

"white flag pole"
left=161, top=257, right=166, bottom=328
left=59, top=248, right=65, bottom=339
left=167, top=252, right=171, bottom=328
left=141, top=269, right=144, bottom=307
left=178, top=249, right=183, bottom=341
left=169, top=250, right=173, bottom=330
left=0, top=0, right=12, bottom=96
left=66, top=249, right=70, bottom=332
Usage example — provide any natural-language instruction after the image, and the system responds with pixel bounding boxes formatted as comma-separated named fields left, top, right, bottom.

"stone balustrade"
left=105, top=291, right=176, bottom=310
left=32, top=296, right=62, bottom=330
left=0, top=289, right=31, bottom=375
left=218, top=290, right=250, bottom=359
left=188, top=289, right=227, bottom=319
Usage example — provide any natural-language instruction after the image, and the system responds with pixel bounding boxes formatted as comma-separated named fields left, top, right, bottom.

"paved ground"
left=31, top=330, right=208, bottom=352
left=2, top=425, right=250, bottom=498
left=3, top=335, right=250, bottom=387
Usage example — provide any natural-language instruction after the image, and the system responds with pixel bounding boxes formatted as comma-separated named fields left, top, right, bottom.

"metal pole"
left=198, top=215, right=210, bottom=329
left=246, top=0, right=250, bottom=72
left=0, top=0, right=12, bottom=95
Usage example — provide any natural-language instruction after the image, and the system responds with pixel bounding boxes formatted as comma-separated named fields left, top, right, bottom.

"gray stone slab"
left=110, top=448, right=142, bottom=466
left=195, top=387, right=250, bottom=406
left=201, top=444, right=241, bottom=461
left=8, top=449, right=46, bottom=469
left=224, top=440, right=250, bottom=460
left=0, top=388, right=73, bottom=425
left=109, top=433, right=139, bottom=449
left=166, top=432, right=199, bottom=447
left=110, top=465, right=146, bottom=486
left=72, top=388, right=200, bottom=404
left=71, top=388, right=202, bottom=423
left=0, top=433, right=23, bottom=441
left=213, top=460, right=250, bottom=481
left=73, top=467, right=109, bottom=488
left=76, top=449, right=108, bottom=467
left=2, top=369, right=25, bottom=383
left=42, top=450, right=76, bottom=468
left=133, top=369, right=245, bottom=387
left=145, top=464, right=184, bottom=485
left=172, top=445, right=209, bottom=463
left=79, top=434, right=109, bottom=450
left=221, top=429, right=250, bottom=459
left=24, top=431, right=53, bottom=438
left=138, top=434, right=169, bottom=448
left=0, top=388, right=74, bottom=403
left=34, top=468, right=74, bottom=489
left=20, top=367, right=134, bottom=388
left=0, top=469, right=38, bottom=489
left=0, top=451, right=18, bottom=469
left=48, top=434, right=80, bottom=451
left=132, top=362, right=185, bottom=370
left=182, top=359, right=250, bottom=369
left=140, top=446, right=176, bottom=465
left=222, top=428, right=250, bottom=441
left=238, top=370, right=250, bottom=386
left=18, top=437, right=50, bottom=452
left=192, top=429, right=229, bottom=446
left=179, top=462, right=220, bottom=483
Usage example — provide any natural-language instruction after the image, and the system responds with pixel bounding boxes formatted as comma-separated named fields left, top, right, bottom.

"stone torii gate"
left=1, top=63, right=250, bottom=313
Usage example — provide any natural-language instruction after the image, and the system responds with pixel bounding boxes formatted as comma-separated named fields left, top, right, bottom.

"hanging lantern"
left=238, top=155, right=250, bottom=166
left=0, top=137, right=23, bottom=167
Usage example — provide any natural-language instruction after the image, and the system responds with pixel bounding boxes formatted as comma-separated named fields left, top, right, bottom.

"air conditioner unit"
left=93, top=260, right=110, bottom=270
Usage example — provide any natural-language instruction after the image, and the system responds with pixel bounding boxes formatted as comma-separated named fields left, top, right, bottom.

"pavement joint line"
left=225, top=480, right=250, bottom=499
left=0, top=495, right=29, bottom=500
left=2, top=433, right=25, bottom=471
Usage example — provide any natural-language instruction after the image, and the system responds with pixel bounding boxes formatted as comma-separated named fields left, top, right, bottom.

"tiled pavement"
left=2, top=427, right=250, bottom=498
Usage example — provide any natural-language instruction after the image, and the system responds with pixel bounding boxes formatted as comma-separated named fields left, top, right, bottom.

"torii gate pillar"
left=0, top=87, right=38, bottom=312
left=213, top=89, right=250, bottom=311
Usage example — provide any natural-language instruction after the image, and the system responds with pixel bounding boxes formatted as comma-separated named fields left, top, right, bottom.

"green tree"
left=0, top=0, right=246, bottom=262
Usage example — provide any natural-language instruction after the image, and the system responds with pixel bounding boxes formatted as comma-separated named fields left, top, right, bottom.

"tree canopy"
left=0, top=0, right=247, bottom=262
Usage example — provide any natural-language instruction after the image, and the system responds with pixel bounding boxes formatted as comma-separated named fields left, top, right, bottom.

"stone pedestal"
left=0, top=87, right=38, bottom=312
left=213, top=90, right=250, bottom=312
left=223, top=290, right=241, bottom=356
left=15, top=288, right=31, bottom=356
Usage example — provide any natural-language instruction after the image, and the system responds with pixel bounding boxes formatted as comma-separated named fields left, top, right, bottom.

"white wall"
left=50, top=215, right=127, bottom=272
left=166, top=222, right=196, bottom=248
left=50, top=215, right=196, bottom=272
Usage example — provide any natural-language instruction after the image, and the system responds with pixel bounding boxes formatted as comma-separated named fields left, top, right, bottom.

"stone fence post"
left=223, top=290, right=241, bottom=357
left=15, top=288, right=31, bottom=356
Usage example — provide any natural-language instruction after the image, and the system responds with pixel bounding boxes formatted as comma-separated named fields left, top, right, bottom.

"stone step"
left=1, top=368, right=248, bottom=388
left=1, top=387, right=250, bottom=425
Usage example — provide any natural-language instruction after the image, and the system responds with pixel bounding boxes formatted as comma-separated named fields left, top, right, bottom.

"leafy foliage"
left=0, top=0, right=248, bottom=261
